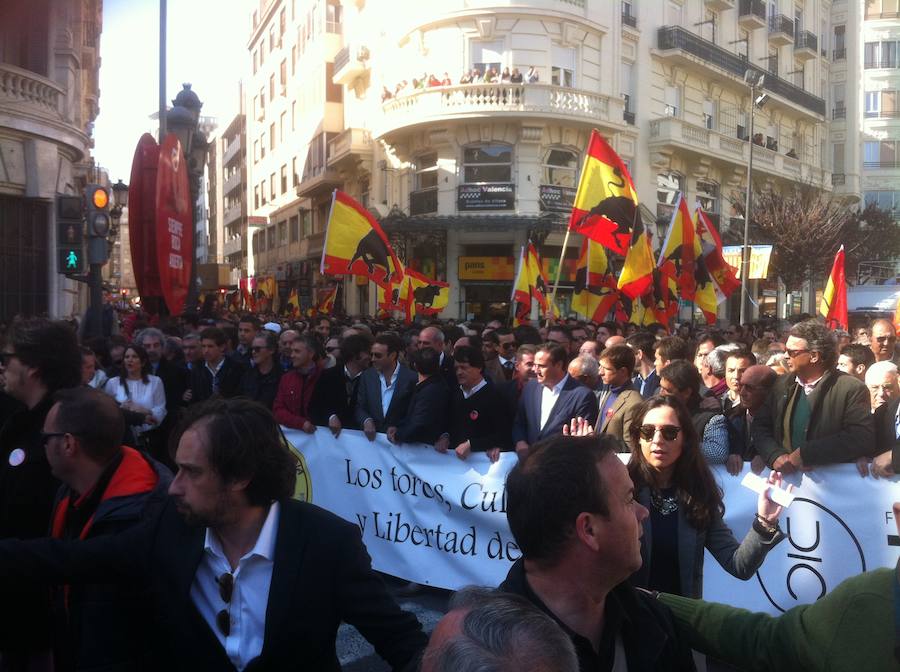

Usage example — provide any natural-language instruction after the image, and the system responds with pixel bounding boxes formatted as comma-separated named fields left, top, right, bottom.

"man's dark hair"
left=222, top=326, right=239, bottom=351
left=547, top=325, right=572, bottom=342
left=494, top=327, right=514, bottom=340
left=172, top=398, right=296, bottom=506
left=598, top=321, right=619, bottom=335
left=725, top=348, right=756, bottom=368
left=695, top=331, right=727, bottom=352
left=339, top=333, right=373, bottom=363
left=656, top=336, right=690, bottom=363
left=375, top=332, right=403, bottom=356
left=52, top=387, right=125, bottom=463
left=410, top=347, right=441, bottom=376
left=599, top=344, right=635, bottom=372
left=789, top=319, right=838, bottom=367
left=238, top=315, right=261, bottom=330
left=199, top=327, right=227, bottom=347
left=255, top=330, right=279, bottom=351
left=625, top=332, right=656, bottom=360
left=513, top=324, right=542, bottom=346
left=536, top=343, right=568, bottom=366
left=444, top=326, right=464, bottom=347
left=659, top=360, right=702, bottom=402
left=462, top=334, right=483, bottom=351
left=482, top=330, right=499, bottom=346
left=8, top=318, right=81, bottom=392
left=506, top=434, right=620, bottom=563
left=452, top=345, right=485, bottom=371
left=294, top=334, right=323, bottom=361
left=840, top=343, right=875, bottom=370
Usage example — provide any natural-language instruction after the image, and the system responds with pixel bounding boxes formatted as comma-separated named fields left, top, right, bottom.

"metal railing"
left=832, top=107, right=846, bottom=119
left=833, top=48, right=846, bottom=60
left=623, top=110, right=636, bottom=125
left=656, top=26, right=825, bottom=115
left=768, top=14, right=794, bottom=37
left=865, top=10, right=900, bottom=19
left=863, top=160, right=900, bottom=169
left=334, top=46, right=350, bottom=73
left=622, top=11, right=637, bottom=28
left=794, top=30, right=817, bottom=52
left=739, top=0, right=766, bottom=21
left=410, top=187, right=438, bottom=215
left=865, top=109, right=900, bottom=118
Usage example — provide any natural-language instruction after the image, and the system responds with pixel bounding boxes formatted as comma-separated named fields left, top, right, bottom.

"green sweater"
left=659, top=566, right=899, bottom=672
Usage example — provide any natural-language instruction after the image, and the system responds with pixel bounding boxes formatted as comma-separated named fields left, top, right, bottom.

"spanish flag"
left=819, top=246, right=848, bottom=330
left=287, top=288, right=300, bottom=316
left=695, top=208, right=740, bottom=299
left=316, top=285, right=338, bottom=315
left=617, top=215, right=655, bottom=300
left=569, top=130, right=640, bottom=255
left=691, top=207, right=729, bottom=324
left=377, top=275, right=409, bottom=312
left=405, top=269, right=450, bottom=316
left=657, top=194, right=698, bottom=301
left=321, top=190, right=404, bottom=289
left=571, top=238, right=618, bottom=322
left=511, top=243, right=543, bottom=326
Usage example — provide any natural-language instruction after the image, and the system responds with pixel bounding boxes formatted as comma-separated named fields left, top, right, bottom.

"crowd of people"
left=381, top=65, right=541, bottom=102
left=0, top=307, right=897, bottom=671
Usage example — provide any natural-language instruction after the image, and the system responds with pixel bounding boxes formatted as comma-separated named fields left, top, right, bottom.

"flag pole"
left=547, top=226, right=572, bottom=327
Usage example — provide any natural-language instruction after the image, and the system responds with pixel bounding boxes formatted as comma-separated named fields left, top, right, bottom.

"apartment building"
left=247, top=0, right=841, bottom=320
left=0, top=0, right=103, bottom=320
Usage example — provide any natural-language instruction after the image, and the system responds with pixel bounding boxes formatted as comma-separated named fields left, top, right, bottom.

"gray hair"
left=706, top=343, right=742, bottom=378
left=424, top=587, right=578, bottom=672
left=789, top=319, right=838, bottom=368
left=568, top=354, right=599, bottom=379
left=134, top=327, right=165, bottom=347
left=865, top=360, right=899, bottom=385
left=183, top=331, right=201, bottom=344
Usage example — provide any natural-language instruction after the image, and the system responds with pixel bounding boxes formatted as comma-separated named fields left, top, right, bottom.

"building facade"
left=246, top=0, right=845, bottom=321
left=0, top=0, right=103, bottom=321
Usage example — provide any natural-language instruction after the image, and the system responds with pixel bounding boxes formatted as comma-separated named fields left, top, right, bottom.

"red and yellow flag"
left=657, top=194, right=698, bottom=301
left=321, top=190, right=403, bottom=289
left=511, top=243, right=548, bottom=326
left=571, top=238, right=619, bottom=322
left=405, top=269, right=449, bottom=316
left=617, top=215, right=656, bottom=300
left=569, top=130, right=640, bottom=255
left=695, top=208, right=740, bottom=299
left=819, top=246, right=848, bottom=330
left=286, top=288, right=300, bottom=316
left=316, top=285, right=338, bottom=315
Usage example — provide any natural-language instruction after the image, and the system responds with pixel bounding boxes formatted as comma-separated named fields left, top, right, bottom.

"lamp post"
left=740, top=70, right=766, bottom=325
left=166, top=83, right=209, bottom=314
left=108, top=179, right=129, bottom=292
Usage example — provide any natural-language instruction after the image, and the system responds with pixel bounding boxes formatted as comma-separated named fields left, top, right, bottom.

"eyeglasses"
left=874, top=335, right=897, bottom=343
left=638, top=424, right=681, bottom=441
left=868, top=384, right=896, bottom=393
left=39, top=432, right=70, bottom=445
left=216, top=572, right=234, bottom=636
left=0, top=351, right=16, bottom=366
left=785, top=349, right=810, bottom=359
left=326, top=346, right=340, bottom=353
left=250, top=347, right=265, bottom=353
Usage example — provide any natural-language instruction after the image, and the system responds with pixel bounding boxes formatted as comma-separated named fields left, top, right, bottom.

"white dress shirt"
left=461, top=378, right=488, bottom=399
left=190, top=502, right=280, bottom=671
left=379, top=362, right=400, bottom=417
left=540, top=374, right=569, bottom=430
left=103, top=375, right=167, bottom=435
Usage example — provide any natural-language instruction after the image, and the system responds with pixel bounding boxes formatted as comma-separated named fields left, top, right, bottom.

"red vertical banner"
left=155, top=134, right=193, bottom=315
left=128, top=134, right=162, bottom=299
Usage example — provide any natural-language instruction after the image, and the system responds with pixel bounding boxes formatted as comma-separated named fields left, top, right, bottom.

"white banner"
left=284, top=428, right=899, bottom=612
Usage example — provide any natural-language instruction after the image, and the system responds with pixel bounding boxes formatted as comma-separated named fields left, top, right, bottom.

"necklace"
left=650, top=489, right=678, bottom=516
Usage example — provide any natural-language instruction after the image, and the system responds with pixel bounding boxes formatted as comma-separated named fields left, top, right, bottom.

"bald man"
left=419, top=325, right=454, bottom=386
left=726, top=364, right=777, bottom=476
left=605, top=335, right=626, bottom=348
left=869, top=318, right=899, bottom=364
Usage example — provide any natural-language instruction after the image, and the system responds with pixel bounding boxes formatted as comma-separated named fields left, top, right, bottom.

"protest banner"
left=283, top=427, right=898, bottom=613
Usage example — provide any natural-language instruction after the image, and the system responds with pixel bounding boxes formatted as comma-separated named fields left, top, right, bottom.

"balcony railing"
left=326, top=127, right=372, bottom=166
left=768, top=14, right=794, bottom=38
left=223, top=170, right=243, bottom=195
left=223, top=136, right=242, bottom=165
left=865, top=10, right=900, bottom=19
left=623, top=110, right=635, bottom=125
left=738, top=0, right=766, bottom=23
left=864, top=161, right=900, bottom=169
left=622, top=11, right=637, bottom=28
left=379, top=83, right=613, bottom=136
left=832, top=173, right=846, bottom=186
left=833, top=107, right=846, bottom=119
left=866, top=58, right=900, bottom=69
left=409, top=187, right=438, bottom=215
left=0, top=63, right=63, bottom=115
left=223, top=204, right=243, bottom=226
left=656, top=26, right=825, bottom=116
left=865, top=110, right=900, bottom=119
left=794, top=30, right=817, bottom=52
left=334, top=46, right=351, bottom=73
left=833, top=48, right=846, bottom=60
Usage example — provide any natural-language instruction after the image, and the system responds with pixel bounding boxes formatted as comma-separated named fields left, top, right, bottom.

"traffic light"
left=85, top=184, right=111, bottom=265
left=56, top=195, right=84, bottom=274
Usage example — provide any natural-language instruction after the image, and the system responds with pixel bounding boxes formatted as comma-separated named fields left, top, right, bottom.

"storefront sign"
left=722, top=245, right=773, bottom=280
left=457, top=184, right=515, bottom=211
left=458, top=256, right=516, bottom=281
left=539, top=184, right=577, bottom=213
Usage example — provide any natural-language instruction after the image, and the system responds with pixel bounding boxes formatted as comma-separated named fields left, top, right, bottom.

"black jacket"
left=308, top=364, right=363, bottom=430
left=189, top=357, right=246, bottom=403
left=50, top=448, right=172, bottom=672
left=0, top=499, right=427, bottom=672
left=395, top=376, right=449, bottom=444
left=353, top=364, right=418, bottom=433
left=0, top=394, right=60, bottom=652
left=500, top=559, right=695, bottom=671
left=448, top=380, right=512, bottom=452
left=239, top=365, right=283, bottom=411
left=874, top=397, right=900, bottom=472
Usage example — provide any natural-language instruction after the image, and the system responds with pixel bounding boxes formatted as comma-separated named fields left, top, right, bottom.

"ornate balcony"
left=0, top=63, right=63, bottom=117
left=738, top=0, right=766, bottom=29
left=376, top=83, right=618, bottom=140
left=794, top=31, right=817, bottom=60
left=332, top=44, right=370, bottom=85
left=768, top=15, right=794, bottom=47
left=327, top=128, right=372, bottom=169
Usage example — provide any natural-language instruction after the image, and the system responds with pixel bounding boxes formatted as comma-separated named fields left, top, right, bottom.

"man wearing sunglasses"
left=869, top=318, right=900, bottom=366
left=752, top=319, right=874, bottom=473
left=0, top=399, right=427, bottom=671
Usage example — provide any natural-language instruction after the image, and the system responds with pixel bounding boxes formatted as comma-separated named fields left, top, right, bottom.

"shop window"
left=542, top=148, right=578, bottom=187
left=462, top=144, right=512, bottom=183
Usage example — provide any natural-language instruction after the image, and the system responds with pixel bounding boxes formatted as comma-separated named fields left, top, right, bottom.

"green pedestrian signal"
left=66, top=251, right=79, bottom=269
left=58, top=247, right=84, bottom=274
left=56, top=194, right=85, bottom=275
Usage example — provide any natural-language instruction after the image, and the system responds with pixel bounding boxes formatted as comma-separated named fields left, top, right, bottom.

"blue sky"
left=93, top=0, right=248, bottom=181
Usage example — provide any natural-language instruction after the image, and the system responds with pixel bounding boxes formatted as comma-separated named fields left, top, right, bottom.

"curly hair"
left=627, top=396, right=723, bottom=531
left=8, top=318, right=81, bottom=393
left=789, top=319, right=838, bottom=368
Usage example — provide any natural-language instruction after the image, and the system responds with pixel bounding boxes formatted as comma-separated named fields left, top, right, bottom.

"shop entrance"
left=463, top=284, right=511, bottom=322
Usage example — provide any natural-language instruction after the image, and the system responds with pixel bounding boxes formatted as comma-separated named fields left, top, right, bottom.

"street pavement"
left=337, top=576, right=451, bottom=671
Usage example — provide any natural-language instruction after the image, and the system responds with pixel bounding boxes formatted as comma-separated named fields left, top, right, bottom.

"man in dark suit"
left=136, top=327, right=187, bottom=468
left=418, top=325, right=455, bottom=388
left=355, top=333, right=417, bottom=440
left=869, top=395, right=899, bottom=478
left=0, top=399, right=428, bottom=672
left=512, top=344, right=598, bottom=458
left=186, top=328, right=245, bottom=404
left=436, top=346, right=511, bottom=463
left=388, top=348, right=449, bottom=445
left=309, top=334, right=372, bottom=436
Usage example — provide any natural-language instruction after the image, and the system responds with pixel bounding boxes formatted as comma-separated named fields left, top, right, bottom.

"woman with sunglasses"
left=103, top=344, right=166, bottom=447
left=627, top=395, right=787, bottom=599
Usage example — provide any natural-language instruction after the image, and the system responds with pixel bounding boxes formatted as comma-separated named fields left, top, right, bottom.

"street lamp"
left=166, top=83, right=209, bottom=313
left=108, top=178, right=129, bottom=264
left=740, top=69, right=766, bottom=325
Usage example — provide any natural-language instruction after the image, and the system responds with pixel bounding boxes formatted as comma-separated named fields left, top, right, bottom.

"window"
left=269, top=27, right=275, bottom=51
left=656, top=172, right=683, bottom=219
left=292, top=157, right=299, bottom=186
left=301, top=210, right=312, bottom=238
left=269, top=74, right=276, bottom=101
left=832, top=143, right=845, bottom=173
left=884, top=90, right=899, bottom=117
left=291, top=101, right=296, bottom=131
left=280, top=111, right=286, bottom=141
left=833, top=84, right=846, bottom=115
left=414, top=153, right=439, bottom=190
left=703, top=99, right=716, bottom=130
left=259, top=88, right=266, bottom=118
left=864, top=141, right=880, bottom=164
left=279, top=8, right=286, bottom=38
left=740, top=29, right=750, bottom=59
left=280, top=60, right=287, bottom=93
left=462, top=144, right=512, bottom=183
left=471, top=41, right=503, bottom=76
left=326, top=1, right=342, bottom=33
left=255, top=230, right=266, bottom=253
left=278, top=220, right=287, bottom=246
left=701, top=10, right=717, bottom=44
left=270, top=123, right=276, bottom=151
left=270, top=173, right=276, bottom=199
left=767, top=47, right=778, bottom=75
left=291, top=46, right=297, bottom=76
left=866, top=91, right=880, bottom=116
left=290, top=215, right=299, bottom=243
left=253, top=50, right=258, bottom=75
left=542, top=148, right=578, bottom=187
left=621, top=62, right=634, bottom=111
left=281, top=165, right=288, bottom=194
left=696, top=180, right=719, bottom=215
left=864, top=191, right=900, bottom=218
left=260, top=38, right=265, bottom=64
left=664, top=85, right=680, bottom=117
left=267, top=226, right=276, bottom=249
left=260, top=133, right=266, bottom=158
left=667, top=1, right=683, bottom=24
left=551, top=45, right=576, bottom=87
left=254, top=186, right=260, bottom=209
left=253, top=140, right=259, bottom=163
left=261, top=181, right=267, bottom=205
